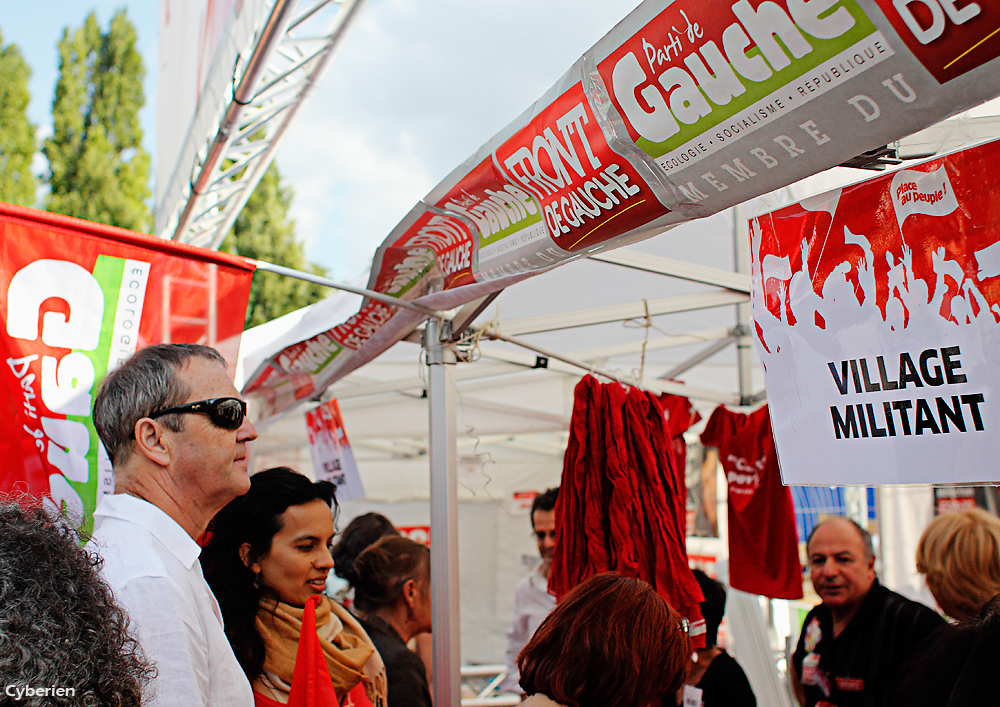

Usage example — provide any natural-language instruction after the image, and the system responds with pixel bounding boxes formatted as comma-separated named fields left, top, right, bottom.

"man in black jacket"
left=791, top=517, right=943, bottom=707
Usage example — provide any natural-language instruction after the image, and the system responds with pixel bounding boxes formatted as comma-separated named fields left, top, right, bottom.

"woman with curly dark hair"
left=201, top=467, right=386, bottom=706
left=0, top=500, right=152, bottom=707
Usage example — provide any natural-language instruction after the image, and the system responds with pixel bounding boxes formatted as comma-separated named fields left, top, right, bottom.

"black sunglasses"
left=149, top=397, right=248, bottom=430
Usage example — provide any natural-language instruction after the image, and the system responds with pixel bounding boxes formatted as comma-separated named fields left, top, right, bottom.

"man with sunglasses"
left=86, top=344, right=258, bottom=707
left=501, top=486, right=559, bottom=695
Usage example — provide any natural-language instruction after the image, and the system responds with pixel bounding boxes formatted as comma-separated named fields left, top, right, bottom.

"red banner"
left=0, top=203, right=255, bottom=529
left=397, top=525, right=431, bottom=546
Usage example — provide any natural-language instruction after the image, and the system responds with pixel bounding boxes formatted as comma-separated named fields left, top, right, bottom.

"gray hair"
left=93, top=343, right=226, bottom=466
left=0, top=500, right=153, bottom=705
left=807, top=516, right=876, bottom=562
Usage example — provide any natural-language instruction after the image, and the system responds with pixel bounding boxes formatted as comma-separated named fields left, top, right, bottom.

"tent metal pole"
left=660, top=334, right=736, bottom=380
left=485, top=330, right=740, bottom=404
left=874, top=486, right=884, bottom=580
left=590, top=249, right=751, bottom=292
left=486, top=331, right=627, bottom=384
left=733, top=203, right=755, bottom=405
left=253, top=259, right=448, bottom=318
left=424, top=318, right=461, bottom=707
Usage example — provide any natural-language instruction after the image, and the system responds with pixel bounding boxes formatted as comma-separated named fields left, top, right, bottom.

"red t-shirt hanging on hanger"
left=701, top=404, right=803, bottom=600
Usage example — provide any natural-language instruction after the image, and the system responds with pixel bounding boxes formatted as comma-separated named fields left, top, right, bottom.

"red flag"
left=700, top=405, right=803, bottom=599
left=286, top=595, right=341, bottom=707
left=0, top=202, right=255, bottom=531
left=341, top=684, right=374, bottom=707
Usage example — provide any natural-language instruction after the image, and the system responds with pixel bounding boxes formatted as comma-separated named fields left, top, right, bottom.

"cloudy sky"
left=3, top=0, right=643, bottom=281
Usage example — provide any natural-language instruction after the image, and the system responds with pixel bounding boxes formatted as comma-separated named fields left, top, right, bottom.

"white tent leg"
left=879, top=485, right=936, bottom=604
left=733, top=203, right=755, bottom=405
left=424, top=319, right=460, bottom=706
left=728, top=590, right=796, bottom=707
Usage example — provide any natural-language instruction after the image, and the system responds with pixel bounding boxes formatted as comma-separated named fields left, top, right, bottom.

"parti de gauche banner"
left=245, top=0, right=1000, bottom=419
left=752, top=137, right=1000, bottom=485
left=0, top=203, right=255, bottom=529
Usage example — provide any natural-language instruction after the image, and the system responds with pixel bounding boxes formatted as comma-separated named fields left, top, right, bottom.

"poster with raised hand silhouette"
left=752, top=137, right=1000, bottom=485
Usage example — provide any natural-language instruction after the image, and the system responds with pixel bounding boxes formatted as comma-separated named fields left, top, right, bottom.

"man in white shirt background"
left=501, top=487, right=559, bottom=695
left=86, top=343, right=258, bottom=707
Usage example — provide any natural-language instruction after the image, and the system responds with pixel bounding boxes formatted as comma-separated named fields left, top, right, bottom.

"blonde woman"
left=916, top=508, right=1000, bottom=620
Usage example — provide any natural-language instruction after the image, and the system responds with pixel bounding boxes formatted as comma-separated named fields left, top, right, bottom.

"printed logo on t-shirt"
left=725, top=454, right=765, bottom=495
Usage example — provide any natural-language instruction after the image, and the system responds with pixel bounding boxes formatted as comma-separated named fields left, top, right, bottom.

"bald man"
left=790, top=517, right=943, bottom=707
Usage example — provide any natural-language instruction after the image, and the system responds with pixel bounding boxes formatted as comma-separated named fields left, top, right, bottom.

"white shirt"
left=87, top=494, right=254, bottom=707
left=501, top=566, right=557, bottom=693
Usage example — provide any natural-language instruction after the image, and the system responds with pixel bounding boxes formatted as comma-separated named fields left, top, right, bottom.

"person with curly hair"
left=0, top=501, right=153, bottom=707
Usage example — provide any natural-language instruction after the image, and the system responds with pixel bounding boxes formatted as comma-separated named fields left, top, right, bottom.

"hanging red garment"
left=550, top=375, right=706, bottom=647
left=658, top=392, right=703, bottom=490
left=700, top=404, right=804, bottom=600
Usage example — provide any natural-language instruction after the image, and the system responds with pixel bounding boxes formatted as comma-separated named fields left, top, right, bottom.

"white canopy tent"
left=234, top=105, right=1000, bottom=702
left=242, top=106, right=1000, bottom=505
left=239, top=203, right=753, bottom=663
left=235, top=174, right=820, bottom=706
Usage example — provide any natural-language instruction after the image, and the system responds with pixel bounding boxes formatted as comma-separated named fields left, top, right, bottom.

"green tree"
left=221, top=162, right=327, bottom=328
left=45, top=10, right=151, bottom=232
left=0, top=30, right=37, bottom=206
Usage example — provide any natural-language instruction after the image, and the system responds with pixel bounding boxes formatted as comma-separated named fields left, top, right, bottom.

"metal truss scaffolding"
left=161, top=0, right=368, bottom=249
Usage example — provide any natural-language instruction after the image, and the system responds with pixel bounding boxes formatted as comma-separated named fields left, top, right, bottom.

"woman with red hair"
left=517, top=572, right=690, bottom=707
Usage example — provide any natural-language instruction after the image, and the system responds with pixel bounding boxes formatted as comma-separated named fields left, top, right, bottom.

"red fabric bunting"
left=658, top=392, right=703, bottom=488
left=550, top=375, right=706, bottom=647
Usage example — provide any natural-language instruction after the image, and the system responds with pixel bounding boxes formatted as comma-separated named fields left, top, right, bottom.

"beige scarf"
left=255, top=594, right=387, bottom=705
